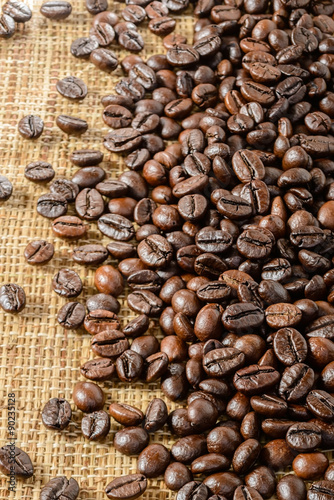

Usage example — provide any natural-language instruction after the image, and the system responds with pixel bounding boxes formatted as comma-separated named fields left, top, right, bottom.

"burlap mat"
left=0, top=1, right=332, bottom=499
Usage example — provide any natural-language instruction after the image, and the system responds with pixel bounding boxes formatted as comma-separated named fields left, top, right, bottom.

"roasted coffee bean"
left=203, top=348, right=245, bottom=378
left=40, top=0, right=72, bottom=19
left=145, top=351, right=169, bottom=382
left=70, top=149, right=103, bottom=167
left=3, top=0, right=32, bottom=22
left=41, top=398, right=72, bottom=430
left=37, top=193, right=67, bottom=219
left=91, top=330, right=129, bottom=359
left=250, top=394, right=287, bottom=418
left=116, top=349, right=144, bottom=382
left=24, top=240, right=54, bottom=265
left=81, top=410, right=110, bottom=441
left=84, top=310, right=120, bottom=334
left=73, top=244, right=108, bottom=266
left=56, top=76, right=87, bottom=100
left=164, top=462, right=193, bottom=491
left=105, top=474, right=147, bottom=500
left=276, top=474, right=306, bottom=500
left=71, top=37, right=99, bottom=58
left=137, top=444, right=170, bottom=478
left=273, top=327, right=308, bottom=365
left=52, top=269, right=82, bottom=298
left=50, top=179, right=79, bottom=201
left=86, top=0, right=107, bottom=14
left=207, top=426, right=242, bottom=457
left=40, top=477, right=79, bottom=500
left=0, top=284, right=26, bottom=313
left=52, top=216, right=87, bottom=239
left=56, top=115, right=88, bottom=135
left=90, top=48, right=118, bottom=72
left=119, top=29, right=144, bottom=52
left=72, top=381, right=105, bottom=413
left=306, top=390, right=334, bottom=421
left=279, top=363, right=315, bottom=403
left=293, top=452, right=329, bottom=480
left=171, top=435, right=207, bottom=464
left=0, top=446, right=33, bottom=477
left=234, top=365, right=280, bottom=395
left=24, top=162, right=55, bottom=183
left=57, top=302, right=85, bottom=329
left=107, top=240, right=136, bottom=259
left=80, top=358, right=115, bottom=382
left=144, top=398, right=168, bottom=432
left=18, top=115, right=44, bottom=139
left=94, top=265, right=124, bottom=297
left=114, top=426, right=149, bottom=455
left=0, top=13, right=15, bottom=38
left=307, top=480, right=334, bottom=500
left=265, top=303, right=302, bottom=329
left=286, top=422, right=322, bottom=452
left=203, top=472, right=242, bottom=498
left=0, top=176, right=12, bottom=202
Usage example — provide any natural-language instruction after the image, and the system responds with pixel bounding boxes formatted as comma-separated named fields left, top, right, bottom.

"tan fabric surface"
left=0, top=1, right=332, bottom=499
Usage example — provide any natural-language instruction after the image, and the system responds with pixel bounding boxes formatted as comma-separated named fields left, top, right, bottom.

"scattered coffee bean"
left=41, top=398, right=72, bottom=430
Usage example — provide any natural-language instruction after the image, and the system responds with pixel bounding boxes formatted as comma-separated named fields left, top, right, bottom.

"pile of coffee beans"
left=2, top=0, right=334, bottom=498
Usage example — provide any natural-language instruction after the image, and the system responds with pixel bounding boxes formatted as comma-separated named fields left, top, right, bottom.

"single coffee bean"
left=24, top=162, right=55, bottom=183
left=276, top=474, right=306, bottom=500
left=116, top=350, right=144, bottom=382
left=0, top=446, right=33, bottom=477
left=98, top=213, right=134, bottom=240
left=137, top=444, right=170, bottom=478
left=76, top=188, right=104, bottom=220
left=144, top=398, right=168, bottom=432
left=177, top=481, right=210, bottom=500
left=71, top=37, right=99, bottom=58
left=164, top=462, right=193, bottom=491
left=18, top=115, right=44, bottom=139
left=56, top=115, right=88, bottom=135
left=72, top=381, right=105, bottom=413
left=81, top=410, right=110, bottom=440
left=234, top=365, right=280, bottom=395
left=0, top=175, right=13, bottom=200
left=36, top=193, right=68, bottom=219
left=24, top=240, right=54, bottom=265
left=91, top=330, right=129, bottom=359
left=114, top=426, right=149, bottom=455
left=0, top=284, right=26, bottom=313
left=52, top=216, right=88, bottom=239
left=279, top=363, right=315, bottom=403
left=171, top=434, right=207, bottom=464
left=57, top=302, right=86, bottom=329
left=273, top=327, right=308, bottom=365
left=286, top=422, right=322, bottom=452
left=293, top=452, right=329, bottom=480
left=56, top=76, right=87, bottom=100
left=80, top=358, right=115, bottom=382
left=0, top=12, right=15, bottom=37
left=84, top=309, right=119, bottom=334
left=40, top=0, right=72, bottom=19
left=90, top=48, right=118, bottom=72
left=73, top=244, right=108, bottom=266
left=50, top=179, right=79, bottom=201
left=41, top=398, right=72, bottom=430
left=234, top=486, right=263, bottom=500
left=86, top=0, right=107, bottom=15
left=307, top=480, right=334, bottom=500
left=52, top=269, right=82, bottom=298
left=40, top=477, right=79, bottom=500
left=70, top=149, right=103, bottom=167
left=109, top=403, right=143, bottom=426
left=105, top=474, right=147, bottom=500
left=306, top=390, right=334, bottom=421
